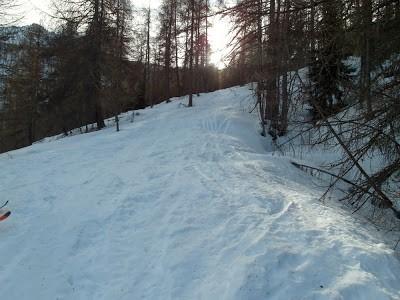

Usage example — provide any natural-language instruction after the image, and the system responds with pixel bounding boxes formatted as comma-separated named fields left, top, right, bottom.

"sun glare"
left=209, top=15, right=232, bottom=69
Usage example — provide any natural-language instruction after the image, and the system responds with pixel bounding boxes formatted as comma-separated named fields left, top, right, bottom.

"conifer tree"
left=308, top=0, right=353, bottom=120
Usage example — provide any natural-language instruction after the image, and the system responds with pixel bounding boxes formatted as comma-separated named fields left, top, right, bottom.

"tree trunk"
left=360, top=0, right=372, bottom=113
left=174, top=0, right=181, bottom=95
left=188, top=0, right=195, bottom=107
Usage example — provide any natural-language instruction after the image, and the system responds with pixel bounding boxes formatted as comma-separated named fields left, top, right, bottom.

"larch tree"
left=4, top=25, right=49, bottom=147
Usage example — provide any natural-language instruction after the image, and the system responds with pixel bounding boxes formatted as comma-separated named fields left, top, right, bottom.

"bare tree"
left=188, top=0, right=195, bottom=107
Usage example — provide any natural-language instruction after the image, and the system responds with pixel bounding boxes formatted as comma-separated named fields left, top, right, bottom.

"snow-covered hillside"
left=0, top=86, right=399, bottom=299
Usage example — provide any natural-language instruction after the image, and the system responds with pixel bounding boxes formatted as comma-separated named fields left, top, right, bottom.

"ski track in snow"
left=0, top=86, right=399, bottom=299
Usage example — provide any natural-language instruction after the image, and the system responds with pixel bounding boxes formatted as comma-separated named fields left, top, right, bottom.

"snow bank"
left=0, top=86, right=399, bottom=299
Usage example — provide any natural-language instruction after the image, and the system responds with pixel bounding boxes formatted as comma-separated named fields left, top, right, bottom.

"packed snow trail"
left=0, top=86, right=399, bottom=300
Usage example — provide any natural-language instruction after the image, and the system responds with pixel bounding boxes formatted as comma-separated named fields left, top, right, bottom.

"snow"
left=0, top=86, right=399, bottom=299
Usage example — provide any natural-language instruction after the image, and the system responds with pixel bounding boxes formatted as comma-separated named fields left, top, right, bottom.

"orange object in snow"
left=0, top=211, right=11, bottom=222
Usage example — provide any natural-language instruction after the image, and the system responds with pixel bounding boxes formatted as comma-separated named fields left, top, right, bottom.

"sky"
left=17, top=0, right=231, bottom=68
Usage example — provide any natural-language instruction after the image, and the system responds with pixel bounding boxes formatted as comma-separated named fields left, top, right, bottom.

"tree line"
left=0, top=0, right=224, bottom=153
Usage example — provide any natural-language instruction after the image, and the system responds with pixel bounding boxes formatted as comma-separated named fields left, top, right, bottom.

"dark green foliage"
left=308, top=1, right=353, bottom=120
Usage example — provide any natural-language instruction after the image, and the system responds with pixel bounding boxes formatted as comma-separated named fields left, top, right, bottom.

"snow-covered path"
left=0, top=86, right=399, bottom=299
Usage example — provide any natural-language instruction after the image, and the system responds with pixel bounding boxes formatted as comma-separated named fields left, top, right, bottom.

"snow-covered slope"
left=0, top=86, right=399, bottom=300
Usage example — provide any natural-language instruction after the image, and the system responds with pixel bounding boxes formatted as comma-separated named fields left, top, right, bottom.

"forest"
left=0, top=1, right=400, bottom=298
left=0, top=0, right=399, bottom=224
